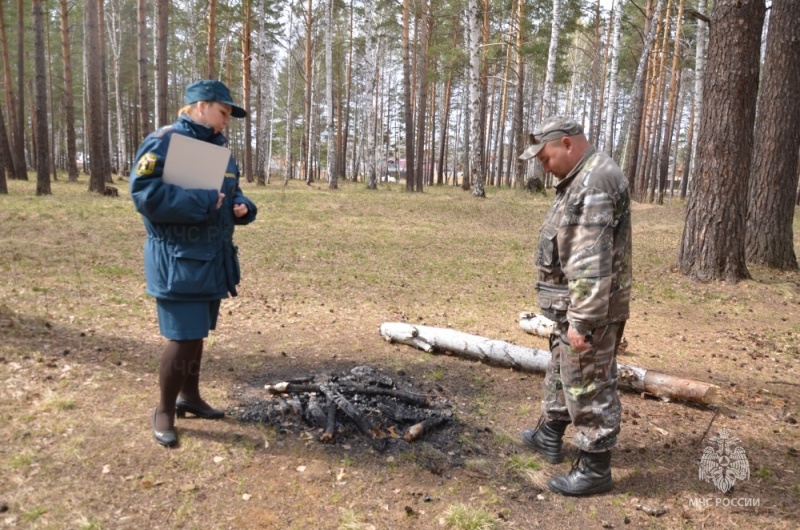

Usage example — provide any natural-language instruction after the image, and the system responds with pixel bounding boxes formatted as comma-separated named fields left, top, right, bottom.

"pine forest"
left=1, top=0, right=799, bottom=281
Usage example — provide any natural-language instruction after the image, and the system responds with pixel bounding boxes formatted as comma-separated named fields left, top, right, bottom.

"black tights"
left=153, top=339, right=207, bottom=432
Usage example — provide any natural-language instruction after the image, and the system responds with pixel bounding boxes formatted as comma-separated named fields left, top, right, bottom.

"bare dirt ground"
left=1, top=178, right=798, bottom=529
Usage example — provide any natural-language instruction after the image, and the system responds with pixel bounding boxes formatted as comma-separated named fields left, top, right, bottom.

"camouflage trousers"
left=541, top=320, right=625, bottom=453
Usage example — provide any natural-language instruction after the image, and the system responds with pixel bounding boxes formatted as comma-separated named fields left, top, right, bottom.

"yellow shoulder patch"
left=135, top=152, right=159, bottom=176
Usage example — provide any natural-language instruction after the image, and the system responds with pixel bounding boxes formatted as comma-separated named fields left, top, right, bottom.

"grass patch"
left=22, top=507, right=47, bottom=522
left=338, top=510, right=368, bottom=530
left=505, top=454, right=542, bottom=473
left=10, top=453, right=33, bottom=469
left=443, top=503, right=496, bottom=530
left=754, top=467, right=772, bottom=479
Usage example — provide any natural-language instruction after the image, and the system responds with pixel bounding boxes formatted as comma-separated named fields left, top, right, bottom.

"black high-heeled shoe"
left=175, top=398, right=224, bottom=420
left=152, top=409, right=178, bottom=447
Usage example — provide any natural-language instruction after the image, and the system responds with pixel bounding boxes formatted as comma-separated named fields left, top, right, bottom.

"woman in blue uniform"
left=130, top=80, right=257, bottom=447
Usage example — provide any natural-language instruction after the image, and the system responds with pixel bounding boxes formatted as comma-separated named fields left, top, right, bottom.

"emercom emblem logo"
left=699, top=429, right=750, bottom=493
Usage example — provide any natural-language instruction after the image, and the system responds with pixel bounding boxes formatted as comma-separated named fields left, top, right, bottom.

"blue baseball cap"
left=184, top=80, right=247, bottom=118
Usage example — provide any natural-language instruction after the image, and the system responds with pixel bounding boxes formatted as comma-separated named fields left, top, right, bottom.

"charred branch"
left=319, top=383, right=381, bottom=439
left=321, top=397, right=337, bottom=443
left=404, top=415, right=450, bottom=442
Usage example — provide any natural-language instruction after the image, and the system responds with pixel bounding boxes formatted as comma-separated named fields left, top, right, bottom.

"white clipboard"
left=162, top=133, right=230, bottom=190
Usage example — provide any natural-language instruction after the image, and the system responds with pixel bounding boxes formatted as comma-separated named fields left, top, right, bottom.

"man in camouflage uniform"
left=518, top=116, right=632, bottom=497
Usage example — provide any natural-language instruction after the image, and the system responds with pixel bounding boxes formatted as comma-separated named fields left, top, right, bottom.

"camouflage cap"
left=519, top=116, right=584, bottom=160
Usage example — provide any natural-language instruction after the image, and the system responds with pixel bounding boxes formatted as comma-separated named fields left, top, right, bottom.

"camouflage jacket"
left=534, top=147, right=632, bottom=334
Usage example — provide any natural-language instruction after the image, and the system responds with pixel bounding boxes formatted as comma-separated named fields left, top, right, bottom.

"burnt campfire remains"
left=235, top=366, right=455, bottom=452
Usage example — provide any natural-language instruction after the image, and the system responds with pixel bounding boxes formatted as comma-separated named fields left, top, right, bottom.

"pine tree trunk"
left=0, top=105, right=9, bottom=190
left=618, top=0, right=665, bottom=187
left=494, top=39, right=511, bottom=188
left=59, top=0, right=79, bottom=182
left=97, top=2, right=113, bottom=183
left=14, top=0, right=26, bottom=179
left=437, top=72, right=452, bottom=186
left=512, top=0, right=525, bottom=188
left=402, top=0, right=414, bottom=191
left=85, top=0, right=106, bottom=193
left=0, top=2, right=21, bottom=180
left=414, top=0, right=429, bottom=193
left=32, top=0, right=50, bottom=194
left=656, top=0, right=685, bottom=204
left=745, top=0, right=800, bottom=269
left=678, top=0, right=764, bottom=282
left=588, top=0, right=601, bottom=143
left=242, top=0, right=253, bottom=183
left=686, top=0, right=708, bottom=195
left=155, top=0, right=168, bottom=128
left=207, top=0, right=216, bottom=78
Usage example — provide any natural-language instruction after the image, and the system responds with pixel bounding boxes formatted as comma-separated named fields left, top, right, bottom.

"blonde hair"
left=178, top=102, right=201, bottom=118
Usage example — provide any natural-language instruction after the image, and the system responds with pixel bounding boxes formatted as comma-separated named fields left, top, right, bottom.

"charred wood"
left=319, top=383, right=382, bottom=439
left=321, top=397, right=337, bottom=443
left=305, top=394, right=328, bottom=429
left=405, top=415, right=450, bottom=442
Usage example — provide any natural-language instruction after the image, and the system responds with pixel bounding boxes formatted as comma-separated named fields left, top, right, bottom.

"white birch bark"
left=603, top=0, right=622, bottom=155
left=540, top=0, right=563, bottom=119
left=518, top=312, right=555, bottom=337
left=461, top=10, right=471, bottom=189
left=325, top=0, right=336, bottom=189
left=687, top=0, right=708, bottom=192
left=380, top=322, right=719, bottom=405
left=257, top=0, right=273, bottom=183
left=364, top=0, right=379, bottom=189
left=468, top=0, right=485, bottom=197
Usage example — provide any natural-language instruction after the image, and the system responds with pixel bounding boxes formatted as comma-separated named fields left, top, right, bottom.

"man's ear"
left=561, top=136, right=573, bottom=150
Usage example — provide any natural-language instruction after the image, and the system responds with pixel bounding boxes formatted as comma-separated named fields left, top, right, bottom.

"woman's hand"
left=233, top=203, right=249, bottom=218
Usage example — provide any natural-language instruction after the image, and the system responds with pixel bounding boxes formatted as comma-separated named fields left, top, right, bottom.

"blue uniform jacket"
left=130, top=115, right=257, bottom=301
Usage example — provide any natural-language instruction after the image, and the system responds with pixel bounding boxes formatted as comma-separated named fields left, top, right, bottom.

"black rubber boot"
left=547, top=451, right=613, bottom=496
left=521, top=418, right=570, bottom=464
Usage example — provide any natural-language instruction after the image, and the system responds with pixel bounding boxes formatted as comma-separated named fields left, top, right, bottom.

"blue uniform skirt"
left=156, top=299, right=221, bottom=340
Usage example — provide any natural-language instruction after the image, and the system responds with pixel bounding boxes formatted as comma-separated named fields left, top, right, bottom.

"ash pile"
left=236, top=366, right=455, bottom=453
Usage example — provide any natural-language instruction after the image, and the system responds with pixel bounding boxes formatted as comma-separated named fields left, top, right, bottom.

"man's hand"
left=233, top=203, right=249, bottom=218
left=567, top=326, right=593, bottom=352
left=216, top=192, right=225, bottom=209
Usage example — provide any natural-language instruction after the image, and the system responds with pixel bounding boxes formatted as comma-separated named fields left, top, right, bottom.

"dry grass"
left=1, top=176, right=799, bottom=529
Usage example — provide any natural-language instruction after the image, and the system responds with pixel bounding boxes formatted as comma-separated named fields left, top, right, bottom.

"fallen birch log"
left=379, top=322, right=718, bottom=405
left=519, top=312, right=628, bottom=355
left=518, top=312, right=555, bottom=337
